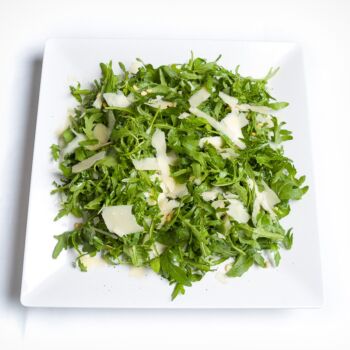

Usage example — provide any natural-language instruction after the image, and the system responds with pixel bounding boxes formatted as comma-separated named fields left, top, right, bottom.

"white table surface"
left=0, top=0, right=349, bottom=348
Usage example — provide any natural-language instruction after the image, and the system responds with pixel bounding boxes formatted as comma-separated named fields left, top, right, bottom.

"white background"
left=0, top=0, right=349, bottom=348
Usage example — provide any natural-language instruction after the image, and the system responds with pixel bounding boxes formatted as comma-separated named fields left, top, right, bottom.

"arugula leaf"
left=52, top=233, right=68, bottom=258
left=226, top=255, right=254, bottom=277
left=50, top=144, right=60, bottom=161
left=160, top=252, right=192, bottom=287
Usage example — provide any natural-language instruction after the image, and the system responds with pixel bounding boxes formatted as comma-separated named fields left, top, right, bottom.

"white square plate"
left=21, top=39, right=322, bottom=308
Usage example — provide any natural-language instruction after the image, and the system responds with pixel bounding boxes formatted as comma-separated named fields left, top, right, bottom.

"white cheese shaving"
left=157, top=193, right=180, bottom=225
left=127, top=94, right=136, bottom=104
left=103, top=92, right=131, bottom=108
left=86, top=113, right=115, bottom=151
left=143, top=192, right=157, bottom=206
left=190, top=107, right=248, bottom=149
left=101, top=205, right=143, bottom=237
left=129, top=61, right=143, bottom=74
left=151, top=129, right=188, bottom=198
left=219, top=92, right=239, bottom=109
left=61, top=133, right=86, bottom=157
left=240, top=104, right=271, bottom=114
left=212, top=199, right=226, bottom=209
left=92, top=93, right=103, bottom=109
left=152, top=242, right=166, bottom=256
left=189, top=106, right=222, bottom=130
left=220, top=148, right=237, bottom=159
left=166, top=151, right=178, bottom=165
left=199, top=136, right=223, bottom=150
left=189, top=87, right=210, bottom=107
left=256, top=113, right=274, bottom=128
left=219, top=91, right=272, bottom=114
left=71, top=151, right=106, bottom=173
left=201, top=187, right=222, bottom=202
left=79, top=254, right=105, bottom=269
left=147, top=95, right=176, bottom=109
left=226, top=198, right=250, bottom=223
left=132, top=157, right=159, bottom=171
left=178, top=112, right=190, bottom=119
left=248, top=179, right=280, bottom=225
left=219, top=112, right=248, bottom=149
left=198, top=137, right=237, bottom=159
left=132, top=152, right=178, bottom=171
left=93, top=123, right=109, bottom=144
left=149, top=241, right=167, bottom=259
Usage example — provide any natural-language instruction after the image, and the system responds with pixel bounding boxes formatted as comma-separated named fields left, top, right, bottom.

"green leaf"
left=253, top=253, right=266, bottom=268
left=268, top=102, right=289, bottom=110
left=50, top=144, right=60, bottom=161
left=77, top=257, right=88, bottom=272
left=283, top=229, right=293, bottom=249
left=274, top=250, right=281, bottom=266
left=52, top=233, right=67, bottom=258
left=226, top=255, right=254, bottom=277
left=62, top=128, right=75, bottom=144
left=171, top=283, right=185, bottom=300
left=160, top=253, right=191, bottom=286
left=150, top=257, right=161, bottom=274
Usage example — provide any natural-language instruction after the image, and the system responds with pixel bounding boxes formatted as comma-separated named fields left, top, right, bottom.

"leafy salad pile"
left=51, top=55, right=308, bottom=299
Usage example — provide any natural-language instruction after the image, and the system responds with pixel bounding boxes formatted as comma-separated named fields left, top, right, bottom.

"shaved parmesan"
left=157, top=193, right=180, bottom=225
left=219, top=91, right=272, bottom=115
left=189, top=107, right=225, bottom=133
left=149, top=241, right=167, bottom=259
left=103, top=92, right=131, bottom=108
left=219, top=92, right=239, bottom=109
left=62, top=133, right=86, bottom=157
left=93, top=123, right=109, bottom=144
left=132, top=157, right=159, bottom=171
left=86, top=113, right=115, bottom=151
left=147, top=96, right=176, bottom=109
left=240, top=104, right=271, bottom=114
left=220, top=148, right=237, bottom=159
left=143, top=192, right=157, bottom=206
left=129, top=61, right=143, bottom=74
left=220, top=112, right=248, bottom=149
left=127, top=94, right=136, bottom=104
left=166, top=151, right=178, bottom=165
left=256, top=113, right=274, bottom=128
left=132, top=152, right=178, bottom=171
left=248, top=179, right=280, bottom=224
left=151, top=129, right=188, bottom=198
left=201, top=187, right=222, bottom=201
left=72, top=151, right=106, bottom=173
left=190, top=107, right=248, bottom=149
left=101, top=205, right=143, bottom=237
left=189, top=87, right=210, bottom=107
left=199, top=136, right=223, bottom=150
left=226, top=198, right=250, bottom=223
left=178, top=112, right=190, bottom=119
left=212, top=199, right=226, bottom=209
left=92, top=93, right=103, bottom=109
left=152, top=242, right=166, bottom=255
left=79, top=254, right=105, bottom=269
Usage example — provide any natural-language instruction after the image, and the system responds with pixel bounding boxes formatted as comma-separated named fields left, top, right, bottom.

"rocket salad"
left=51, top=55, right=308, bottom=300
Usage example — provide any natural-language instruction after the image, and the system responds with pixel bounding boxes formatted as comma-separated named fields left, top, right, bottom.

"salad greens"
left=51, top=55, right=308, bottom=300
